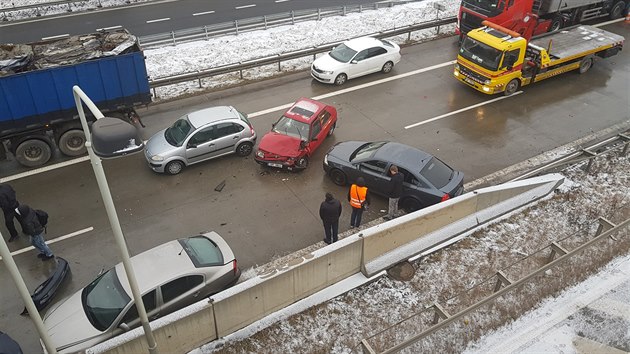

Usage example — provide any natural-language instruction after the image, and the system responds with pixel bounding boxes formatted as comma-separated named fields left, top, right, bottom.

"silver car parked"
left=145, top=106, right=257, bottom=175
left=42, top=232, right=241, bottom=353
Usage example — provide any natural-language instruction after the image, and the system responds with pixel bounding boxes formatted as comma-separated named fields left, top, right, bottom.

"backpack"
left=35, top=209, right=49, bottom=229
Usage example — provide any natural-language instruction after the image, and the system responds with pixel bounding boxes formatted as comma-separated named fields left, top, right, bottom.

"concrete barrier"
left=89, top=174, right=563, bottom=354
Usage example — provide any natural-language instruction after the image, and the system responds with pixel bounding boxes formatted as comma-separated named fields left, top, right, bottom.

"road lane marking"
left=275, top=0, right=290, bottom=2
left=41, top=34, right=69, bottom=40
left=96, top=25, right=122, bottom=31
left=146, top=17, right=170, bottom=23
left=235, top=4, right=256, bottom=9
left=0, top=156, right=90, bottom=183
left=193, top=10, right=215, bottom=16
left=248, top=61, right=456, bottom=118
left=405, top=91, right=523, bottom=129
left=0, top=227, right=94, bottom=260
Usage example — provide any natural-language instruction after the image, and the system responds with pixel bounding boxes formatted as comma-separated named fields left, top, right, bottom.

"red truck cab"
left=255, top=98, right=337, bottom=171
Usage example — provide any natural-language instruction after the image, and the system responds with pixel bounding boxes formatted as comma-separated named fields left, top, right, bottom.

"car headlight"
left=151, top=155, right=164, bottom=162
left=322, top=70, right=334, bottom=75
left=256, top=150, right=264, bottom=158
left=484, top=79, right=491, bottom=85
left=454, top=63, right=459, bottom=70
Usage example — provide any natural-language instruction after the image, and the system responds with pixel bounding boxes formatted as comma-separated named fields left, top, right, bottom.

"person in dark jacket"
left=16, top=204, right=54, bottom=260
left=0, top=183, right=22, bottom=242
left=348, top=177, right=370, bottom=228
left=319, top=192, right=342, bottom=244
left=385, top=165, right=404, bottom=220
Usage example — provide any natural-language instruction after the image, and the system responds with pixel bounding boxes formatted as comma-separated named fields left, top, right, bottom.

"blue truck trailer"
left=0, top=29, right=151, bottom=167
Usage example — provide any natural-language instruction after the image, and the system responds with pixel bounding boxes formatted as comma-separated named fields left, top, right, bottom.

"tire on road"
left=15, top=139, right=52, bottom=167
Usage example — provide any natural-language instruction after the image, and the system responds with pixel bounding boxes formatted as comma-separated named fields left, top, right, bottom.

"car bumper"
left=255, top=157, right=304, bottom=171
left=147, top=162, right=166, bottom=173
left=311, top=70, right=334, bottom=84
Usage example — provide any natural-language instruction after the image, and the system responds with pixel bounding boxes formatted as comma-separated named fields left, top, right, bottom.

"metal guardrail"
left=148, top=17, right=457, bottom=97
left=137, top=0, right=427, bottom=48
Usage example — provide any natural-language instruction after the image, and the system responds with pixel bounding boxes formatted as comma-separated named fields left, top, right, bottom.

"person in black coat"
left=16, top=204, right=54, bottom=260
left=385, top=165, right=404, bottom=220
left=319, top=192, right=342, bottom=244
left=0, top=183, right=22, bottom=242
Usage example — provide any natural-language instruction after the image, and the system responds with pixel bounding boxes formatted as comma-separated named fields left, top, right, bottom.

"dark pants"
left=350, top=207, right=363, bottom=227
left=323, top=219, right=339, bottom=243
left=3, top=208, right=21, bottom=239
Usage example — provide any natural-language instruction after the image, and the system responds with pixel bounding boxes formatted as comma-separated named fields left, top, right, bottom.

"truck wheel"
left=579, top=56, right=593, bottom=74
left=16, top=139, right=52, bottom=167
left=504, top=79, right=519, bottom=96
left=609, top=1, right=625, bottom=19
left=58, top=129, right=86, bottom=157
left=549, top=15, right=563, bottom=32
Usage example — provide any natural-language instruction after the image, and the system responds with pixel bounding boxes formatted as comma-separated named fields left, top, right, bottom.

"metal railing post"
left=204, top=26, right=208, bottom=40
left=582, top=149, right=597, bottom=172
left=619, top=133, right=630, bottom=156
left=343, top=6, right=347, bottom=16
left=317, top=8, right=321, bottom=21
left=595, top=217, right=615, bottom=236
left=493, top=270, right=512, bottom=292
left=235, top=20, right=239, bottom=35
left=547, top=242, right=568, bottom=263
left=66, top=2, right=72, bottom=12
left=264, top=15, right=268, bottom=29
left=171, top=31, right=175, bottom=45
left=291, top=10, right=295, bottom=24
left=431, top=303, right=450, bottom=324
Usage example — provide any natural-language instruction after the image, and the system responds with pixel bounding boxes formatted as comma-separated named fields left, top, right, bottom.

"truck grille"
left=459, top=65, right=489, bottom=84
left=460, top=12, right=484, bottom=34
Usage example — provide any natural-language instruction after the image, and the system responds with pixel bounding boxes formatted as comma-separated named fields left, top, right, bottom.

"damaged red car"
left=255, top=98, right=337, bottom=170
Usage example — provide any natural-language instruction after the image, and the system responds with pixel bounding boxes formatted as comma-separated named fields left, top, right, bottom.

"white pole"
left=72, top=86, right=158, bottom=354
left=0, top=234, right=58, bottom=354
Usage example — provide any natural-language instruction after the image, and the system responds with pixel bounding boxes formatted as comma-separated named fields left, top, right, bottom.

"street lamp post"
left=72, top=85, right=158, bottom=354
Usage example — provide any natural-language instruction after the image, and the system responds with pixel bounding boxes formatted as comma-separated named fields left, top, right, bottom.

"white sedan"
left=311, top=36, right=401, bottom=85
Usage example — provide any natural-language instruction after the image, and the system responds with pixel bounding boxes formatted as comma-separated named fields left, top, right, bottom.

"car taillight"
left=441, top=193, right=450, bottom=202
left=250, top=126, right=255, bottom=136
left=232, top=259, right=238, bottom=275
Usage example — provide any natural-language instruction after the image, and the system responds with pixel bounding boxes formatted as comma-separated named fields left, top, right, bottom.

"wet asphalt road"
left=0, top=22, right=628, bottom=353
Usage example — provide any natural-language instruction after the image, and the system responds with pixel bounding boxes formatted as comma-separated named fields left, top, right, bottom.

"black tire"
left=549, top=15, right=563, bottom=32
left=165, top=160, right=184, bottom=175
left=58, top=129, right=86, bottom=157
left=504, top=79, right=519, bottom=96
left=400, top=197, right=422, bottom=213
left=295, top=156, right=309, bottom=169
left=236, top=142, right=253, bottom=156
left=334, top=73, right=347, bottom=86
left=15, top=139, right=52, bottom=167
left=381, top=61, right=394, bottom=73
left=329, top=169, right=347, bottom=186
left=609, top=0, right=626, bottom=19
left=327, top=122, right=336, bottom=137
left=579, top=56, right=593, bottom=74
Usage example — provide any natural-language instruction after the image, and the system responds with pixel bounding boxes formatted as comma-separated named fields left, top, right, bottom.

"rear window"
left=420, top=157, right=453, bottom=189
left=379, top=39, right=394, bottom=48
left=237, top=110, right=252, bottom=126
left=179, top=236, right=224, bottom=267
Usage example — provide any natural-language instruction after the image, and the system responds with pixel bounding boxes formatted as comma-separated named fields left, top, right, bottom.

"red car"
left=255, top=98, right=337, bottom=170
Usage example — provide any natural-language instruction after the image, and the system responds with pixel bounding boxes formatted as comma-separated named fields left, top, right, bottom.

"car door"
left=185, top=125, right=218, bottom=164
left=365, top=47, right=388, bottom=74
left=117, top=289, right=159, bottom=330
left=306, top=116, right=326, bottom=155
left=208, top=122, right=242, bottom=158
left=397, top=167, right=437, bottom=206
left=348, top=49, right=370, bottom=78
left=356, top=160, right=389, bottom=195
left=159, top=275, right=205, bottom=317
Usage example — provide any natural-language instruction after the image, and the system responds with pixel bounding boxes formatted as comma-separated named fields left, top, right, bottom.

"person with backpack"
left=16, top=204, right=54, bottom=260
left=0, top=183, right=22, bottom=242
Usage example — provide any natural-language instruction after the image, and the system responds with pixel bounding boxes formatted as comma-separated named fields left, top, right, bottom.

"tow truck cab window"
left=502, top=49, right=520, bottom=69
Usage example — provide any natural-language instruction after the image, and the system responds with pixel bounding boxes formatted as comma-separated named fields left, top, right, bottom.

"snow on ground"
left=191, top=147, right=628, bottom=353
left=144, top=0, right=459, bottom=101
left=0, top=0, right=150, bottom=20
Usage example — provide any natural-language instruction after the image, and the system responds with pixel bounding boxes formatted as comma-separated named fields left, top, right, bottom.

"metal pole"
left=0, top=234, right=58, bottom=354
left=73, top=86, right=158, bottom=354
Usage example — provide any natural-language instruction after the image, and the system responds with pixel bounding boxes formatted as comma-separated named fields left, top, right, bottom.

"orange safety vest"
left=349, top=184, right=367, bottom=209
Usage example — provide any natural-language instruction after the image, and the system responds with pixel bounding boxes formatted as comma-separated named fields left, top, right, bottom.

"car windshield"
left=421, top=157, right=454, bottom=189
left=462, top=0, right=503, bottom=15
left=351, top=141, right=387, bottom=161
left=329, top=44, right=358, bottom=63
left=179, top=236, right=224, bottom=267
left=81, top=268, right=130, bottom=332
left=272, top=116, right=310, bottom=141
left=164, top=116, right=194, bottom=147
left=459, top=37, right=503, bottom=71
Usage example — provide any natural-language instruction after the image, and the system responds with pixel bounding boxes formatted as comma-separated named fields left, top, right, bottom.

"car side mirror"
left=311, top=137, right=318, bottom=142
left=119, top=323, right=130, bottom=332
left=351, top=60, right=358, bottom=64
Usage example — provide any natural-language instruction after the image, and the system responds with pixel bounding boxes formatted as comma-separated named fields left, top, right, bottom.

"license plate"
left=268, top=163, right=283, bottom=168
left=464, top=77, right=475, bottom=85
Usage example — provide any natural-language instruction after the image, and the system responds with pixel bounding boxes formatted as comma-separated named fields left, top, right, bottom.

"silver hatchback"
left=145, top=106, right=257, bottom=175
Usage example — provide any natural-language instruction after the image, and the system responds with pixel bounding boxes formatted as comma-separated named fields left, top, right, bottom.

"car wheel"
left=327, top=122, right=336, bottom=137
left=165, top=160, right=184, bottom=175
left=334, top=73, right=347, bottom=86
left=400, top=197, right=422, bottom=213
left=578, top=56, right=593, bottom=74
left=295, top=156, right=309, bottom=169
left=382, top=61, right=394, bottom=73
left=236, top=142, right=253, bottom=156
left=329, top=169, right=347, bottom=186
left=504, top=79, right=519, bottom=96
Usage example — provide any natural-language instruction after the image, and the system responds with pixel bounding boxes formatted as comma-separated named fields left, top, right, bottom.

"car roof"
left=187, top=106, right=240, bottom=129
left=344, top=36, right=382, bottom=51
left=114, top=232, right=229, bottom=294
left=284, top=97, right=327, bottom=124
left=372, top=142, right=433, bottom=170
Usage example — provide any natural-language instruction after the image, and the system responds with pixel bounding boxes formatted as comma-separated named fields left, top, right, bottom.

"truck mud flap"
left=20, top=257, right=71, bottom=315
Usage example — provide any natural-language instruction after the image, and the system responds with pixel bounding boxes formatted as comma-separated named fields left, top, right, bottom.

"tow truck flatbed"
left=530, top=25, right=625, bottom=60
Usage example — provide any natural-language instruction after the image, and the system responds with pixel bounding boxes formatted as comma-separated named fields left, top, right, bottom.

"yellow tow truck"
left=454, top=21, right=624, bottom=95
